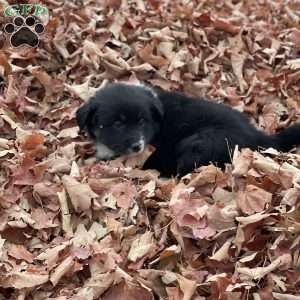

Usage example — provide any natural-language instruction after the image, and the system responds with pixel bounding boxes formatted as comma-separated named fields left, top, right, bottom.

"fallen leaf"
left=231, top=52, right=248, bottom=93
left=102, top=281, right=154, bottom=300
left=50, top=256, right=74, bottom=286
left=236, top=185, right=272, bottom=215
left=65, top=77, right=98, bottom=102
left=57, top=127, right=79, bottom=139
left=8, top=244, right=34, bottom=263
left=237, top=254, right=291, bottom=280
left=138, top=44, right=169, bottom=68
left=128, top=232, right=154, bottom=262
left=0, top=271, right=49, bottom=289
left=62, top=175, right=98, bottom=212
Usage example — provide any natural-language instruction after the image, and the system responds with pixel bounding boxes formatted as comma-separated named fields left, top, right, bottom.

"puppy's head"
left=76, top=83, right=163, bottom=160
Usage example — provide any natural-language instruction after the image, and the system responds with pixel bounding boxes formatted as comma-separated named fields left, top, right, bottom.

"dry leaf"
left=62, top=175, right=98, bottom=212
left=128, top=232, right=154, bottom=262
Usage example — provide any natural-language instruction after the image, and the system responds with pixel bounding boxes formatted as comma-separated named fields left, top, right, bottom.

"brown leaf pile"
left=1, top=0, right=300, bottom=299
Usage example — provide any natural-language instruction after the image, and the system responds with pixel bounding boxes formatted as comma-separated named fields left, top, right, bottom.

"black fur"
left=76, top=83, right=300, bottom=177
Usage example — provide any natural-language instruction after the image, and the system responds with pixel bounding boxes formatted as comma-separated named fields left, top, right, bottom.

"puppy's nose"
left=131, top=141, right=143, bottom=152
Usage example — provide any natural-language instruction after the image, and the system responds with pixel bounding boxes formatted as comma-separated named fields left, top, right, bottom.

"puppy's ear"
left=139, top=85, right=164, bottom=123
left=76, top=103, right=94, bottom=131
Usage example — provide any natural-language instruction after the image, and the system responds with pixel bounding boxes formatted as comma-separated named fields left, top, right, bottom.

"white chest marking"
left=95, top=143, right=115, bottom=160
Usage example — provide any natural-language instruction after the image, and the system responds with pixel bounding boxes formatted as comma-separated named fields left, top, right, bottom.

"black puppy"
left=76, top=83, right=300, bottom=176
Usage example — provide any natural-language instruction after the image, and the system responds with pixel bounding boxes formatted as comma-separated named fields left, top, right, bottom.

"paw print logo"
left=4, top=16, right=44, bottom=48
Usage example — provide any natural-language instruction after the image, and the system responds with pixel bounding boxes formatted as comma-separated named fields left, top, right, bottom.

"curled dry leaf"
left=36, top=243, right=69, bottom=268
left=50, top=256, right=74, bottom=286
left=62, top=175, right=98, bottom=212
left=236, top=185, right=272, bottom=215
left=0, top=271, right=49, bottom=289
left=128, top=232, right=154, bottom=262
left=65, top=78, right=98, bottom=102
left=138, top=44, right=169, bottom=68
left=177, top=275, right=197, bottom=300
left=103, top=181, right=138, bottom=209
left=231, top=52, right=248, bottom=93
left=209, top=238, right=233, bottom=262
left=72, top=224, right=95, bottom=247
left=57, top=127, right=79, bottom=139
left=236, top=212, right=278, bottom=226
left=237, top=254, right=291, bottom=280
left=232, top=147, right=253, bottom=176
left=8, top=244, right=34, bottom=263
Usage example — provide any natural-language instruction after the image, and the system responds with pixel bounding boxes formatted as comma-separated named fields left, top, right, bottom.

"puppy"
left=76, top=83, right=162, bottom=160
left=76, top=83, right=300, bottom=176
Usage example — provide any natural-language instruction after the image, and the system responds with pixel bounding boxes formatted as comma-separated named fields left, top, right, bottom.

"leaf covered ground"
left=0, top=0, right=300, bottom=299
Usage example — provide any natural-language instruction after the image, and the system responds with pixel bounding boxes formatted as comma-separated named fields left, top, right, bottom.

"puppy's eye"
left=113, top=120, right=123, bottom=129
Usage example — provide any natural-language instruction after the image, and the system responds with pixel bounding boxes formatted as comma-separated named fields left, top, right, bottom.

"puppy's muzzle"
left=130, top=140, right=144, bottom=153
